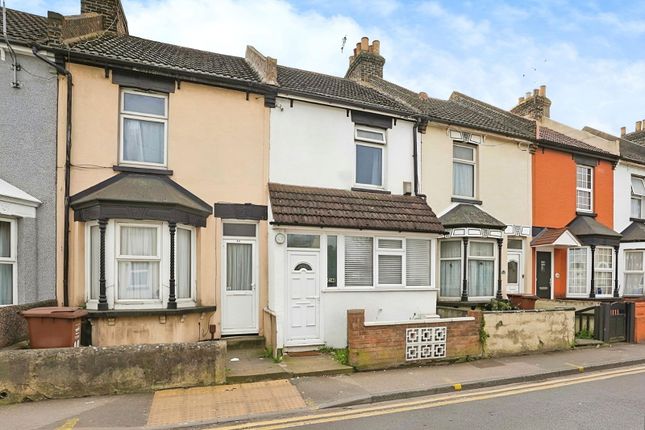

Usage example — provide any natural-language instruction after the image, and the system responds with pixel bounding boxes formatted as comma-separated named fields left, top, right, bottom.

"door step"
left=224, top=335, right=265, bottom=350
left=283, top=343, right=324, bottom=354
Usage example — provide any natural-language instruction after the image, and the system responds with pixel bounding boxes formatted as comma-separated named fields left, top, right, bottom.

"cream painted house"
left=40, top=1, right=276, bottom=345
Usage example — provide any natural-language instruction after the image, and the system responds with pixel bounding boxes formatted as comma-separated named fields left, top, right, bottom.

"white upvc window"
left=341, top=234, right=432, bottom=289
left=567, top=247, right=588, bottom=296
left=376, top=238, right=405, bottom=286
left=624, top=251, right=645, bottom=296
left=594, top=247, right=614, bottom=296
left=576, top=165, right=593, bottom=212
left=439, top=240, right=462, bottom=297
left=468, top=240, right=495, bottom=297
left=453, top=143, right=476, bottom=198
left=0, top=218, right=17, bottom=306
left=355, top=126, right=386, bottom=188
left=86, top=220, right=196, bottom=309
left=119, top=89, right=168, bottom=167
left=631, top=176, right=645, bottom=219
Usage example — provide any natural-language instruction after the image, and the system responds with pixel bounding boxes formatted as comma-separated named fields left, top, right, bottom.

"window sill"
left=351, top=187, right=391, bottom=194
left=322, top=287, right=437, bottom=293
left=113, top=165, right=173, bottom=175
left=87, top=305, right=216, bottom=318
left=451, top=197, right=483, bottom=205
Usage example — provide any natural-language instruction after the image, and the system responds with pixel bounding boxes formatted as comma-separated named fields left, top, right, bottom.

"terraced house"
left=10, top=0, right=277, bottom=345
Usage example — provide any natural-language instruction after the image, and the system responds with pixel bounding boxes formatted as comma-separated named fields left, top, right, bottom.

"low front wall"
left=0, top=341, right=226, bottom=404
left=483, top=309, right=575, bottom=356
left=347, top=309, right=481, bottom=370
left=90, top=311, right=216, bottom=346
left=0, top=300, right=57, bottom=348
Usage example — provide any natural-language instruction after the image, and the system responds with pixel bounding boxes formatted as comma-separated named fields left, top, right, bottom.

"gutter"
left=32, top=45, right=72, bottom=307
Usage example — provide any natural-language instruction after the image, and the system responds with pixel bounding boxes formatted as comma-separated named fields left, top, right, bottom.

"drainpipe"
left=32, top=45, right=73, bottom=306
left=412, top=120, right=427, bottom=200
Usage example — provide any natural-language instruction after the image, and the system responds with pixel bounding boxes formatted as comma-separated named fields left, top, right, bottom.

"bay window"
left=440, top=241, right=461, bottom=297
left=576, top=165, right=593, bottom=212
left=594, top=247, right=614, bottom=296
left=468, top=241, right=495, bottom=297
left=120, top=89, right=168, bottom=167
left=568, top=247, right=588, bottom=296
left=624, top=251, right=645, bottom=296
left=567, top=246, right=615, bottom=297
left=453, top=144, right=476, bottom=198
left=355, top=127, right=385, bottom=187
left=0, top=219, right=16, bottom=305
left=631, top=176, right=645, bottom=219
left=86, top=220, right=195, bottom=308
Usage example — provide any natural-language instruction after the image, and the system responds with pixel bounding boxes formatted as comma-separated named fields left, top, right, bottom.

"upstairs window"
left=355, top=126, right=385, bottom=187
left=631, top=176, right=645, bottom=219
left=576, top=165, right=593, bottom=212
left=120, top=90, right=168, bottom=167
left=453, top=143, right=476, bottom=198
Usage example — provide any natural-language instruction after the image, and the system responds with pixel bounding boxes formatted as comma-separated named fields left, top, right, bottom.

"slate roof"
left=365, top=77, right=536, bottom=140
left=538, top=126, right=615, bottom=157
left=582, top=126, right=645, bottom=165
left=567, top=215, right=621, bottom=239
left=621, top=221, right=645, bottom=243
left=67, top=33, right=263, bottom=84
left=70, top=173, right=212, bottom=214
left=268, top=183, right=444, bottom=234
left=276, top=66, right=414, bottom=114
left=623, top=130, right=645, bottom=145
left=0, top=8, right=48, bottom=44
left=439, top=204, right=506, bottom=229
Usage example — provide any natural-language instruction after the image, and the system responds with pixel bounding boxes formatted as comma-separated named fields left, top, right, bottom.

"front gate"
left=595, top=302, right=635, bottom=343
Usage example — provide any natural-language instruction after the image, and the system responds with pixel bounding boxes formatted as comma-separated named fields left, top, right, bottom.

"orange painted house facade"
left=531, top=128, right=620, bottom=299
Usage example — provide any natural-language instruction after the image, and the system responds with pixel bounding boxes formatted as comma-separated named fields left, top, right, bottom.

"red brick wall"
left=347, top=309, right=482, bottom=370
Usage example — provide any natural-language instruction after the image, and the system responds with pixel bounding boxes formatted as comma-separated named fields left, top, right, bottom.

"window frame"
left=593, top=246, right=614, bottom=297
left=576, top=165, right=594, bottom=213
left=119, top=89, right=169, bottom=168
left=624, top=250, right=645, bottom=296
left=567, top=246, right=589, bottom=297
left=175, top=225, right=196, bottom=303
left=354, top=125, right=386, bottom=189
left=467, top=239, right=496, bottom=298
left=631, top=176, right=645, bottom=219
left=375, top=237, right=405, bottom=287
left=452, top=142, right=477, bottom=199
left=0, top=217, right=17, bottom=307
left=439, top=239, right=463, bottom=298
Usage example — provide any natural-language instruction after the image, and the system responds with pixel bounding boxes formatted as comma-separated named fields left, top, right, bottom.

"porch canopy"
left=268, top=183, right=445, bottom=234
left=439, top=203, right=506, bottom=230
left=620, top=221, right=645, bottom=243
left=70, top=172, right=212, bottom=227
left=566, top=214, right=621, bottom=247
left=530, top=227, right=581, bottom=248
left=0, top=177, right=41, bottom=218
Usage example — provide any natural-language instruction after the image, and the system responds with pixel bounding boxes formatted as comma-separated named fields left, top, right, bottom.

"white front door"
left=221, top=239, right=258, bottom=335
left=286, top=251, right=321, bottom=345
left=506, top=251, right=522, bottom=294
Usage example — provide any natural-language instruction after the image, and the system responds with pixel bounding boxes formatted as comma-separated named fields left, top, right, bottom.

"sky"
left=14, top=0, right=645, bottom=134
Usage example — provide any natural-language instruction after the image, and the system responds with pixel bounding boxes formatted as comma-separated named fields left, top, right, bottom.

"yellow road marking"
left=453, top=383, right=462, bottom=391
left=565, top=362, right=584, bottom=372
left=210, top=365, right=645, bottom=430
left=55, top=417, right=79, bottom=430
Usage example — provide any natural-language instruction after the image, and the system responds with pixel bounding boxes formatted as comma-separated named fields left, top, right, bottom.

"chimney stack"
left=345, top=36, right=385, bottom=82
left=637, top=121, right=643, bottom=132
left=245, top=46, right=277, bottom=86
left=510, top=85, right=552, bottom=120
left=80, top=0, right=129, bottom=34
left=621, top=126, right=626, bottom=136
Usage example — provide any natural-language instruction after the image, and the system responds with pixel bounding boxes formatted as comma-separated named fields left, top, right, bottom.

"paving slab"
left=280, top=353, right=353, bottom=377
left=226, top=348, right=289, bottom=383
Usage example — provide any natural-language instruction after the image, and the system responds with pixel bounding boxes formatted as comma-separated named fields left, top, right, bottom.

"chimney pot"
left=361, top=37, right=369, bottom=52
left=533, top=89, right=539, bottom=96
left=637, top=121, right=642, bottom=132
left=539, top=85, right=546, bottom=96
left=372, top=40, right=380, bottom=55
left=418, top=91, right=428, bottom=100
left=525, top=92, right=531, bottom=99
left=621, top=126, right=627, bottom=136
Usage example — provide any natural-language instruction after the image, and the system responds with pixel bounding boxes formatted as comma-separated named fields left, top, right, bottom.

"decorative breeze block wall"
left=405, top=327, right=447, bottom=360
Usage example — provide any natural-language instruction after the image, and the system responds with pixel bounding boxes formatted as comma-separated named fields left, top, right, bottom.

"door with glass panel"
left=506, top=253, right=521, bottom=294
left=286, top=251, right=320, bottom=345
left=222, top=236, right=258, bottom=335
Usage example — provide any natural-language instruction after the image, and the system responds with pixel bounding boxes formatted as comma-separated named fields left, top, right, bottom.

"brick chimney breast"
left=345, top=37, right=385, bottom=82
left=511, top=85, right=551, bottom=120
left=80, top=0, right=129, bottom=34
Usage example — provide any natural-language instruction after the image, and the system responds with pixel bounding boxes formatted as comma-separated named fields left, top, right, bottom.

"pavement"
left=2, top=343, right=645, bottom=429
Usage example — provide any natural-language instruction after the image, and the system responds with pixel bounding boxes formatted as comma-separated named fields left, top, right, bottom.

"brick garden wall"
left=347, top=309, right=482, bottom=370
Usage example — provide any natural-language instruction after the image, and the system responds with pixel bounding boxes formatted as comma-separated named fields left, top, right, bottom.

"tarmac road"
left=211, top=365, right=645, bottom=430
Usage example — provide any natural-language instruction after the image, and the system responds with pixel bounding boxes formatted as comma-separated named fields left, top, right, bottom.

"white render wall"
left=615, top=161, right=645, bottom=233
left=270, top=97, right=415, bottom=194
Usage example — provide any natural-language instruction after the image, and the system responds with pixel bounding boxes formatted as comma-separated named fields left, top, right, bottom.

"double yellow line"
left=210, top=365, right=645, bottom=430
